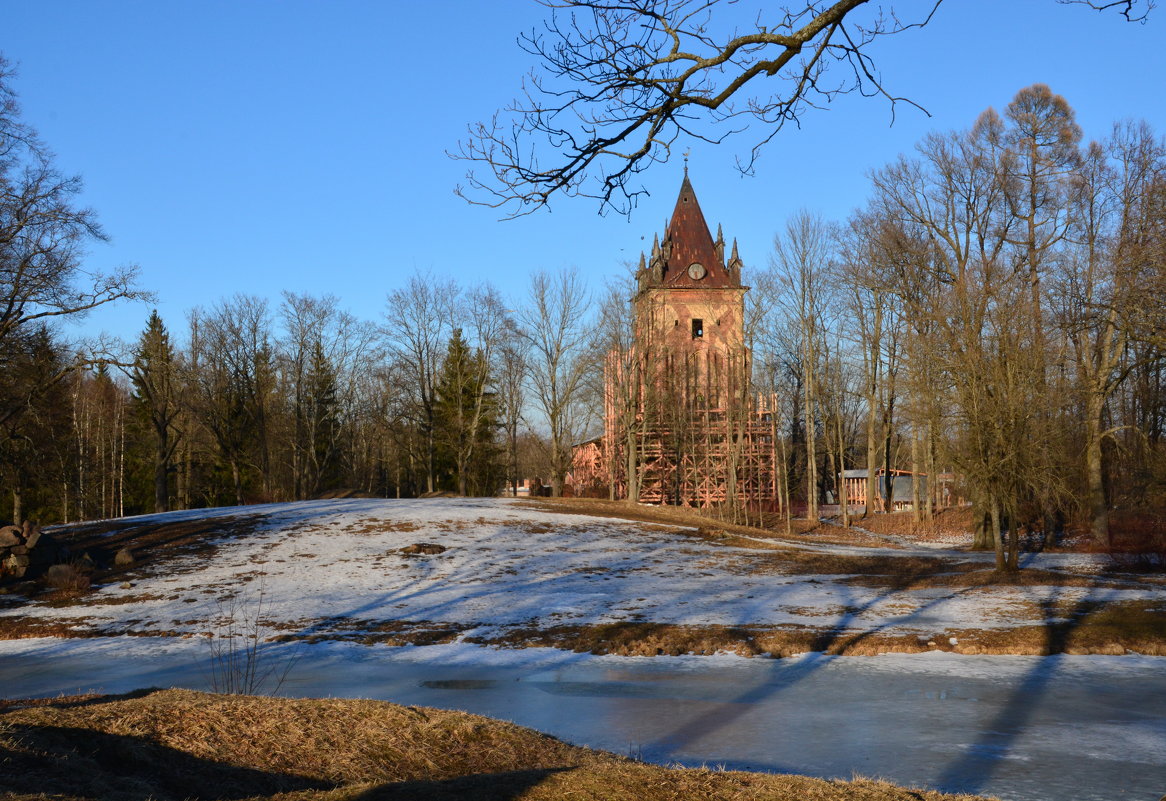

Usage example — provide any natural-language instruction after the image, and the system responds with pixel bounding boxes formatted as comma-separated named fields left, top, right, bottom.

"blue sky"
left=4, top=1, right=1164, bottom=345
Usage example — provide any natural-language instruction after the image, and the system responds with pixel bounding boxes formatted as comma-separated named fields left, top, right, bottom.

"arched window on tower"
left=692, top=318, right=704, bottom=339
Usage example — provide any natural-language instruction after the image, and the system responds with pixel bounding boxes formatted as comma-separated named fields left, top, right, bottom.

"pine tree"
left=131, top=311, right=181, bottom=512
left=433, top=329, right=502, bottom=495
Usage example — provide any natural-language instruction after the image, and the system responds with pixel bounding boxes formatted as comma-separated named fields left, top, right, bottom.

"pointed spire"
left=637, top=251, right=646, bottom=271
left=651, top=233, right=660, bottom=258
left=715, top=223, right=725, bottom=263
left=663, top=170, right=719, bottom=285
left=727, top=239, right=742, bottom=282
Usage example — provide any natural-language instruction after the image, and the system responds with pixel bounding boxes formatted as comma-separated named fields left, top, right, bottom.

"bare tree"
left=495, top=332, right=528, bottom=498
left=596, top=272, right=646, bottom=501
left=836, top=209, right=907, bottom=517
left=455, top=1, right=1149, bottom=217
left=1055, top=122, right=1165, bottom=545
left=519, top=268, right=596, bottom=495
left=185, top=296, right=275, bottom=506
left=0, top=57, right=147, bottom=429
left=279, top=292, right=380, bottom=498
left=770, top=210, right=834, bottom=520
left=383, top=272, right=460, bottom=494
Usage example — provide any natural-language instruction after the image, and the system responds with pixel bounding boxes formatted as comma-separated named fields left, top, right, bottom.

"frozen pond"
left=2, top=638, right=1164, bottom=801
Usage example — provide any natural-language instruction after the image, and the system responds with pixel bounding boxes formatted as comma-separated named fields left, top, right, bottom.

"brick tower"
left=633, top=169, right=749, bottom=407
left=569, top=171, right=778, bottom=509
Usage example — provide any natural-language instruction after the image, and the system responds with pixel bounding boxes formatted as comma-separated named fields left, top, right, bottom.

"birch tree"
left=519, top=268, right=595, bottom=496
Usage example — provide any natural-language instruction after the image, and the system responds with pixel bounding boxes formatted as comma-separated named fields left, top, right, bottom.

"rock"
left=45, top=563, right=89, bottom=591
left=114, top=547, right=135, bottom=566
left=401, top=542, right=447, bottom=555
left=0, top=526, right=21, bottom=547
left=9, top=545, right=27, bottom=555
left=45, top=564, right=73, bottom=583
left=24, top=527, right=41, bottom=549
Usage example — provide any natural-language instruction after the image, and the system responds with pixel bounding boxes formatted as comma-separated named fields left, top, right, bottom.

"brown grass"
left=0, top=688, right=995, bottom=801
left=464, top=602, right=1166, bottom=658
left=847, top=507, right=976, bottom=541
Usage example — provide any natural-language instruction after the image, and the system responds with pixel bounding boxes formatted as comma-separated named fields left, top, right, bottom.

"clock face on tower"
left=687, top=262, right=707, bottom=280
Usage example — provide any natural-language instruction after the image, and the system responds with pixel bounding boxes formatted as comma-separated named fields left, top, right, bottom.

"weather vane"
left=683, top=148, right=690, bottom=174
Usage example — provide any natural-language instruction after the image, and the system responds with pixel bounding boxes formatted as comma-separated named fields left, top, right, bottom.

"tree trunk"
left=882, top=396, right=895, bottom=513
left=864, top=401, right=879, bottom=518
left=910, top=430, right=922, bottom=524
left=838, top=418, right=849, bottom=528
left=971, top=506, right=994, bottom=550
left=231, top=461, right=244, bottom=507
left=1007, top=513, right=1021, bottom=572
left=626, top=428, right=639, bottom=503
left=804, top=367, right=818, bottom=521
left=1084, top=405, right=1110, bottom=549
left=154, top=437, right=170, bottom=513
left=991, top=500, right=1005, bottom=571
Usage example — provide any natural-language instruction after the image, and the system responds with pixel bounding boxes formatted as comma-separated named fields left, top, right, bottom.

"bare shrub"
left=44, top=562, right=91, bottom=593
left=206, top=582, right=296, bottom=695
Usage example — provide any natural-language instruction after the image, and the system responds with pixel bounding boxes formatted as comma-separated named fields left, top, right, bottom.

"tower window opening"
left=692, top=318, right=704, bottom=338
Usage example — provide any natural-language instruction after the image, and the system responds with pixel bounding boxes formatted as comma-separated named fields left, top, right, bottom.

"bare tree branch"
left=454, top=0, right=1150, bottom=218
left=1058, top=0, right=1154, bottom=22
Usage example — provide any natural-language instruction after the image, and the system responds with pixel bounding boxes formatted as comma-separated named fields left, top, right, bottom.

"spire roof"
left=659, top=173, right=734, bottom=288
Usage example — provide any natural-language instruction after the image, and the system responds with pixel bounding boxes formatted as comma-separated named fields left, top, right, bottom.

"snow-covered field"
left=1, top=497, right=1160, bottom=642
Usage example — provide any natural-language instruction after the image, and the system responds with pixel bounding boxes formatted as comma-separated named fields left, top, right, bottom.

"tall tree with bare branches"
left=519, top=268, right=595, bottom=496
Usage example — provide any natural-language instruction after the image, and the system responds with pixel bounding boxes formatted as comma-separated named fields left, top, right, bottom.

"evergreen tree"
left=0, top=325, right=71, bottom=523
left=434, top=329, right=502, bottom=495
left=131, top=311, right=181, bottom=512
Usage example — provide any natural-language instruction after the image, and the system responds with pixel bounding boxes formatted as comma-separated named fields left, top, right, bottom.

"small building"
left=840, top=468, right=927, bottom=512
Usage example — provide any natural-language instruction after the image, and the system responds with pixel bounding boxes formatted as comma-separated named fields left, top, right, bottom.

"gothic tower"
left=633, top=171, right=750, bottom=407
left=573, top=170, right=777, bottom=506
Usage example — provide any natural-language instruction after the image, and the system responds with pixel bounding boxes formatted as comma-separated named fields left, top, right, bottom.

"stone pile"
left=0, top=521, right=60, bottom=580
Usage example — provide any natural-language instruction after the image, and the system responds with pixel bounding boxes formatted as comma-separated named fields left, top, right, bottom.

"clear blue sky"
left=4, top=1, right=1164, bottom=345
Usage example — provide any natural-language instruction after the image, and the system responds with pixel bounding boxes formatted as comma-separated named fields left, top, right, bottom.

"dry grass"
left=845, top=507, right=976, bottom=542
left=0, top=688, right=995, bottom=801
left=466, top=601, right=1166, bottom=658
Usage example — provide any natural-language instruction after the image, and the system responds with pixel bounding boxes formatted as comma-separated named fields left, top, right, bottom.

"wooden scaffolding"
left=571, top=345, right=779, bottom=508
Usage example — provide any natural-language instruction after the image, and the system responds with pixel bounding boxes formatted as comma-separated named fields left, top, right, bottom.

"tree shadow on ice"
left=931, top=581, right=1115, bottom=794
left=647, top=576, right=982, bottom=763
